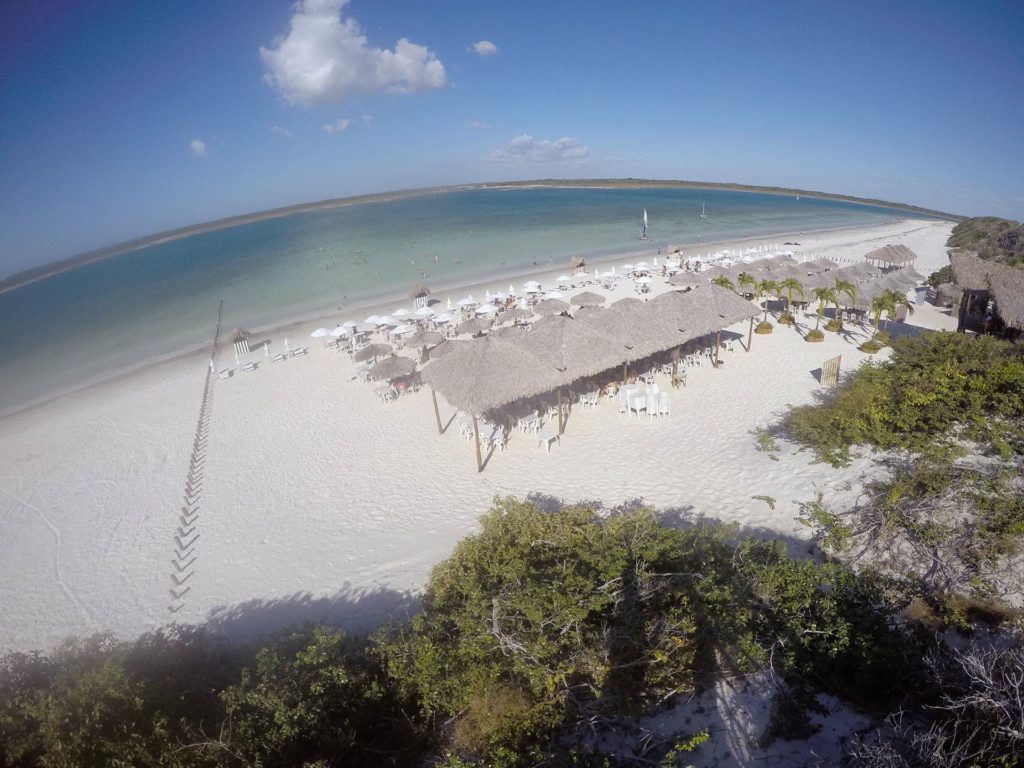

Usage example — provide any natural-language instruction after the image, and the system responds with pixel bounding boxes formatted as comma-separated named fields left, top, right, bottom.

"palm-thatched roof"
left=952, top=253, right=1024, bottom=330
left=839, top=262, right=882, bottom=282
left=421, top=335, right=562, bottom=414
left=510, top=315, right=624, bottom=380
left=368, top=356, right=416, bottom=381
left=865, top=244, right=917, bottom=265
left=935, top=282, right=960, bottom=301
left=571, top=291, right=606, bottom=307
left=406, top=330, right=445, bottom=347
left=804, top=257, right=840, bottom=272
left=353, top=343, right=393, bottom=362
left=669, top=272, right=708, bottom=288
left=534, top=298, right=571, bottom=316
left=456, top=317, right=493, bottom=336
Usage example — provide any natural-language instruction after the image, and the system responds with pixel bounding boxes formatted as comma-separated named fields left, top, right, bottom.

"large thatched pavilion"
left=865, top=244, right=918, bottom=269
left=421, top=285, right=758, bottom=471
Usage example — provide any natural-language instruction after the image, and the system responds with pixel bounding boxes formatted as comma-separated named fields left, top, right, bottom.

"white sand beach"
left=0, top=218, right=957, bottom=653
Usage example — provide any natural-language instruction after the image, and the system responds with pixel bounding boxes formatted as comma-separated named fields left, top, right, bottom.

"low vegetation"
left=783, top=332, right=1024, bottom=467
left=1, top=500, right=938, bottom=767
left=946, top=216, right=1024, bottom=267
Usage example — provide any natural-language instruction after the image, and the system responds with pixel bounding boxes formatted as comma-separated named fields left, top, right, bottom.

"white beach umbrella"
left=508, top=284, right=516, bottom=296
left=330, top=326, right=349, bottom=338
left=376, top=315, right=395, bottom=326
left=392, top=323, right=416, bottom=335
left=556, top=275, right=572, bottom=283
left=491, top=291, right=507, bottom=301
left=432, top=312, right=455, bottom=324
left=543, top=290, right=566, bottom=300
left=594, top=268, right=599, bottom=280
left=522, top=281, right=542, bottom=293
left=485, top=290, right=491, bottom=300
left=457, top=295, right=477, bottom=307
left=392, top=308, right=411, bottom=318
left=600, top=270, right=615, bottom=279
left=475, top=304, right=498, bottom=315
left=310, top=328, right=331, bottom=338
left=622, top=263, right=634, bottom=271
left=653, top=256, right=659, bottom=266
left=414, top=306, right=435, bottom=317
left=284, top=337, right=291, bottom=353
left=636, top=276, right=652, bottom=284
left=446, top=298, right=453, bottom=311
left=364, top=314, right=380, bottom=325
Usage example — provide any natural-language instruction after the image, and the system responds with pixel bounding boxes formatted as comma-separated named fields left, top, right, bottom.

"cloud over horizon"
left=469, top=40, right=498, bottom=57
left=270, top=126, right=294, bottom=139
left=488, top=134, right=590, bottom=164
left=189, top=139, right=207, bottom=157
left=322, top=118, right=352, bottom=134
left=260, top=0, right=447, bottom=106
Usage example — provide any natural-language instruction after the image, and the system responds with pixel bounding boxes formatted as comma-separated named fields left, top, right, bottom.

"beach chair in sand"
left=291, top=346, right=308, bottom=357
left=218, top=368, right=233, bottom=380
left=272, top=353, right=288, bottom=363
left=242, top=361, right=258, bottom=373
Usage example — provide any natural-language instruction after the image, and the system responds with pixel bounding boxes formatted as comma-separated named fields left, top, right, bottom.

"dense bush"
left=947, top=216, right=1024, bottom=267
left=783, top=332, right=1024, bottom=466
left=0, top=501, right=933, bottom=767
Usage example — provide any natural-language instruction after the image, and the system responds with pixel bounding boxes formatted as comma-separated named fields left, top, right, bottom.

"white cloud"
left=466, top=120, right=491, bottom=130
left=189, top=139, right=207, bottom=158
left=469, top=40, right=498, bottom=57
left=260, top=0, right=447, bottom=106
left=270, top=125, right=294, bottom=139
left=322, top=118, right=352, bottom=134
left=488, top=134, right=590, bottom=164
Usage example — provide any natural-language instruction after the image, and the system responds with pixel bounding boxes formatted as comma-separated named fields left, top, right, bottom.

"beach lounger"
left=242, top=361, right=258, bottom=372
left=291, top=347, right=308, bottom=357
left=272, top=353, right=288, bottom=363
left=218, top=368, right=233, bottom=380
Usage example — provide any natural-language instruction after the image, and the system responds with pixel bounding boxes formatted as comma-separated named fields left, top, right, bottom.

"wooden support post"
left=431, top=387, right=443, bottom=435
left=622, top=363, right=628, bottom=383
left=714, top=330, right=721, bottom=368
left=747, top=316, right=753, bottom=352
left=472, top=415, right=483, bottom=473
left=557, top=387, right=564, bottom=435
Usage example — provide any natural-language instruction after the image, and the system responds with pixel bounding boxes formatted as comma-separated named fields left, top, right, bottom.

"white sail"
left=643, top=208, right=648, bottom=227
left=700, top=201, right=707, bottom=219
left=640, top=208, right=648, bottom=239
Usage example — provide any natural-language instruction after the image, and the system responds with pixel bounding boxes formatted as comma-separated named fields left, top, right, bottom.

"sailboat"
left=699, top=202, right=708, bottom=220
left=639, top=209, right=649, bottom=240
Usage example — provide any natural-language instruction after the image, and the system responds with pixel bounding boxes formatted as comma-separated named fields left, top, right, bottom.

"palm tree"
left=711, top=275, right=735, bottom=292
left=778, top=277, right=805, bottom=316
left=755, top=278, right=779, bottom=323
left=874, top=289, right=913, bottom=331
left=831, top=278, right=857, bottom=328
left=811, top=286, right=835, bottom=332
left=737, top=271, right=755, bottom=297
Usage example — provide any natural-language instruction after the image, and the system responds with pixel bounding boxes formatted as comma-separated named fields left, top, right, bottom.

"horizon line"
left=0, top=178, right=966, bottom=294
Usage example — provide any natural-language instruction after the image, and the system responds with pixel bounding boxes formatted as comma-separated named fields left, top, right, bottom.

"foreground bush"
left=784, top=332, right=1024, bottom=466
left=0, top=500, right=967, bottom=767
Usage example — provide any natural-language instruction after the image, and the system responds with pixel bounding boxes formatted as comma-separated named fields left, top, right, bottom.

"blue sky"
left=1, top=0, right=1022, bottom=276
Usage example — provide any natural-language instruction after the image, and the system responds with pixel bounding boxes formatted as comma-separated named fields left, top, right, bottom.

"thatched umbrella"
left=573, top=305, right=605, bottom=321
left=571, top=291, right=606, bottom=307
left=456, top=317, right=493, bottom=336
left=407, top=330, right=445, bottom=348
left=935, top=282, right=960, bottom=304
left=534, top=298, right=571, bottom=316
left=353, top=343, right=393, bottom=362
left=805, top=257, right=840, bottom=272
left=577, top=297, right=656, bottom=380
left=510, top=315, right=625, bottom=434
left=422, top=335, right=561, bottom=471
left=673, top=284, right=759, bottom=361
left=669, top=272, right=708, bottom=288
left=368, top=355, right=416, bottom=381
left=490, top=324, right=527, bottom=338
left=506, top=307, right=533, bottom=321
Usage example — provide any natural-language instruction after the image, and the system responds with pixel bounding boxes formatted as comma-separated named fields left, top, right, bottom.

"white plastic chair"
left=658, top=391, right=671, bottom=416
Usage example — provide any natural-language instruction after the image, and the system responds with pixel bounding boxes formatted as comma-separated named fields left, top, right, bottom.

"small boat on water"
left=639, top=208, right=649, bottom=240
left=699, top=202, right=707, bottom=220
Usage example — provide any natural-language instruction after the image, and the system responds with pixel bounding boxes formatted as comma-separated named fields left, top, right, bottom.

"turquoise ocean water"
left=0, top=187, right=935, bottom=413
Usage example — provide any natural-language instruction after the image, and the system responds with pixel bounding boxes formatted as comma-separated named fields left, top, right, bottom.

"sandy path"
left=0, top=219, right=955, bottom=652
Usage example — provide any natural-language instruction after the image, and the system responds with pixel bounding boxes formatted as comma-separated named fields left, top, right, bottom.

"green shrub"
left=805, top=329, right=824, bottom=341
left=783, top=332, right=1024, bottom=466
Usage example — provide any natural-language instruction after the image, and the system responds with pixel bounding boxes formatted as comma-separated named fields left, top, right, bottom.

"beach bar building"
left=949, top=252, right=1024, bottom=340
